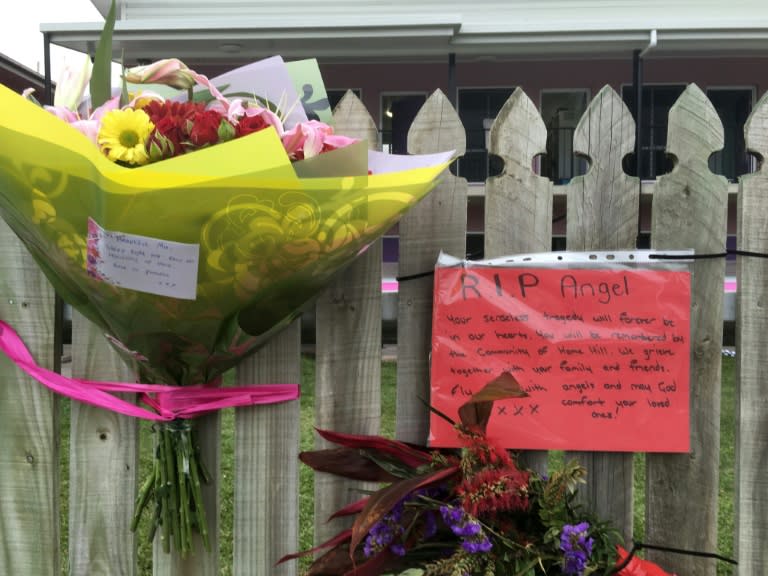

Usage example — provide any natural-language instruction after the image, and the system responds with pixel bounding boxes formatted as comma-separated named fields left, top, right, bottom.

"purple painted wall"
left=321, top=56, right=768, bottom=125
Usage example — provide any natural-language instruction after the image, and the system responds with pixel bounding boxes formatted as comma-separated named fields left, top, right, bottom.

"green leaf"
left=120, top=53, right=129, bottom=107
left=191, top=84, right=231, bottom=103
left=90, top=0, right=117, bottom=108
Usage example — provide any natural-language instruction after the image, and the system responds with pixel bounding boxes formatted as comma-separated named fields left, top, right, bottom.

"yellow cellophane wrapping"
left=0, top=84, right=450, bottom=384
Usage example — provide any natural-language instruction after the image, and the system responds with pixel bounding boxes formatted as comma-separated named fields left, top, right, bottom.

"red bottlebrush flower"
left=457, top=464, right=530, bottom=518
left=458, top=428, right=514, bottom=469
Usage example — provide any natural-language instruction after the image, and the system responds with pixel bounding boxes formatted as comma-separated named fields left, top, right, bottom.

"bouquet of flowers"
left=283, top=373, right=674, bottom=575
left=0, top=1, right=452, bottom=556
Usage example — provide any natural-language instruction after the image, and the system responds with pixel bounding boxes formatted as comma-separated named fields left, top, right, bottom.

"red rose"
left=236, top=113, right=269, bottom=137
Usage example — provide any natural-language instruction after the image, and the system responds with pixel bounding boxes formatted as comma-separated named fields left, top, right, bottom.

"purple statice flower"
left=422, top=510, right=438, bottom=539
left=439, top=504, right=492, bottom=554
left=461, top=534, right=493, bottom=553
left=363, top=502, right=405, bottom=558
left=364, top=490, right=447, bottom=558
left=559, top=522, right=595, bottom=575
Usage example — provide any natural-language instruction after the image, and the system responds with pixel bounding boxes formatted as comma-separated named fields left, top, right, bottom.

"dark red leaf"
left=329, top=496, right=370, bottom=520
left=458, top=371, right=529, bottom=433
left=343, top=548, right=397, bottom=576
left=277, top=528, right=351, bottom=565
left=300, top=448, right=400, bottom=482
left=350, top=466, right=459, bottom=555
left=306, top=544, right=359, bottom=576
left=315, top=428, right=432, bottom=468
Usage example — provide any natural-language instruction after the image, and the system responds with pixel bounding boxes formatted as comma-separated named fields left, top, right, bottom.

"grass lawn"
left=59, top=355, right=737, bottom=575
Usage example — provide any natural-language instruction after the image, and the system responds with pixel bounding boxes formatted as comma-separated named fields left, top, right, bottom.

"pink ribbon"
left=0, top=320, right=299, bottom=421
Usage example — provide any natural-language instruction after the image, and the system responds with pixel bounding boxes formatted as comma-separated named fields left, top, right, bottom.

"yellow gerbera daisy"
left=98, top=108, right=155, bottom=166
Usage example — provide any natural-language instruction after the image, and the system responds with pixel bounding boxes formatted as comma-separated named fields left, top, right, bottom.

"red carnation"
left=188, top=109, right=226, bottom=147
left=143, top=100, right=200, bottom=158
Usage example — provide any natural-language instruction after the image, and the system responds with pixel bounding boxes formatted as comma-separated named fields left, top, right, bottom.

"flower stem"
left=130, top=421, right=209, bottom=556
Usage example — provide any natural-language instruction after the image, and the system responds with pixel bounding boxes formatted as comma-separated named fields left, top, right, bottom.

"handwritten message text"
left=86, top=218, right=200, bottom=300
left=430, top=267, right=691, bottom=452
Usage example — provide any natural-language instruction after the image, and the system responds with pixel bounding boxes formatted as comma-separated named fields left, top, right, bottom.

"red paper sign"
left=430, top=265, right=691, bottom=452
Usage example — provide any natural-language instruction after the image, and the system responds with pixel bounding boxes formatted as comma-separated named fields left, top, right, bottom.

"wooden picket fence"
left=0, top=84, right=766, bottom=576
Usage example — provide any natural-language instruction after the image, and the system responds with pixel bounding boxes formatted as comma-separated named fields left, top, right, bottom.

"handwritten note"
left=86, top=218, right=200, bottom=300
left=430, top=265, right=691, bottom=452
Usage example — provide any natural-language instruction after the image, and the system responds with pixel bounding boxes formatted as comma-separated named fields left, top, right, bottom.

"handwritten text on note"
left=430, top=266, right=691, bottom=452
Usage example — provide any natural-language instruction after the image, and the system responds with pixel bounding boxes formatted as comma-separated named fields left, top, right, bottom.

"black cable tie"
left=395, top=270, right=434, bottom=283
left=634, top=541, right=738, bottom=565
left=609, top=541, right=737, bottom=575
left=651, top=248, right=768, bottom=260
left=730, top=248, right=768, bottom=258
left=399, top=247, right=768, bottom=284
left=649, top=252, right=728, bottom=260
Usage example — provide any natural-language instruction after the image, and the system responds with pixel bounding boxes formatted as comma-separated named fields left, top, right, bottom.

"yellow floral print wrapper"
left=0, top=84, right=453, bottom=385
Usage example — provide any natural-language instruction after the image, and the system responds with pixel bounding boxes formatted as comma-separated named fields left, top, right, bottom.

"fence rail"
left=1, top=84, right=766, bottom=575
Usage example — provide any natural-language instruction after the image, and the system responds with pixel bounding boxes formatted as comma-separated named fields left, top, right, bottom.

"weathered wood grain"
left=234, top=321, right=301, bottom=576
left=397, top=89, right=467, bottom=444
left=735, top=89, right=768, bottom=575
left=647, top=84, right=727, bottom=576
left=69, top=312, right=138, bottom=576
left=314, top=91, right=382, bottom=544
left=0, top=220, right=59, bottom=575
left=485, top=88, right=552, bottom=474
left=563, top=85, right=638, bottom=540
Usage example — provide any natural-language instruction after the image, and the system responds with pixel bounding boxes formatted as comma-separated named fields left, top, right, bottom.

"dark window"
left=381, top=94, right=427, bottom=154
left=707, top=89, right=753, bottom=182
left=622, top=85, right=685, bottom=179
left=541, top=91, right=589, bottom=184
left=455, top=88, right=515, bottom=182
left=466, top=233, right=485, bottom=260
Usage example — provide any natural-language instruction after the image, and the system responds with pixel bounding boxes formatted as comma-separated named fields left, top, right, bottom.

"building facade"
left=41, top=0, right=768, bottom=300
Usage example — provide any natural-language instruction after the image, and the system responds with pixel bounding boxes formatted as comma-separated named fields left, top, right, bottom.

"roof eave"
left=40, top=20, right=768, bottom=64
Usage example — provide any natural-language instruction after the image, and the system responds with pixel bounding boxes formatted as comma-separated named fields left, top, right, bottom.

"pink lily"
left=123, top=58, right=196, bottom=90
left=281, top=120, right=358, bottom=159
left=187, top=70, right=230, bottom=109
left=54, top=54, right=92, bottom=112
left=45, top=96, right=121, bottom=145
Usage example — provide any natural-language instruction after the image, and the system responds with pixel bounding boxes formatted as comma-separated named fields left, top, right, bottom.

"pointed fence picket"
left=647, top=84, right=728, bottom=576
left=313, top=91, right=383, bottom=545
left=0, top=86, right=766, bottom=576
left=397, top=89, right=467, bottom=445
left=563, top=85, right=639, bottom=542
left=68, top=314, right=138, bottom=575
left=0, top=219, right=58, bottom=575
left=484, top=87, right=552, bottom=475
left=735, top=89, right=768, bottom=575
